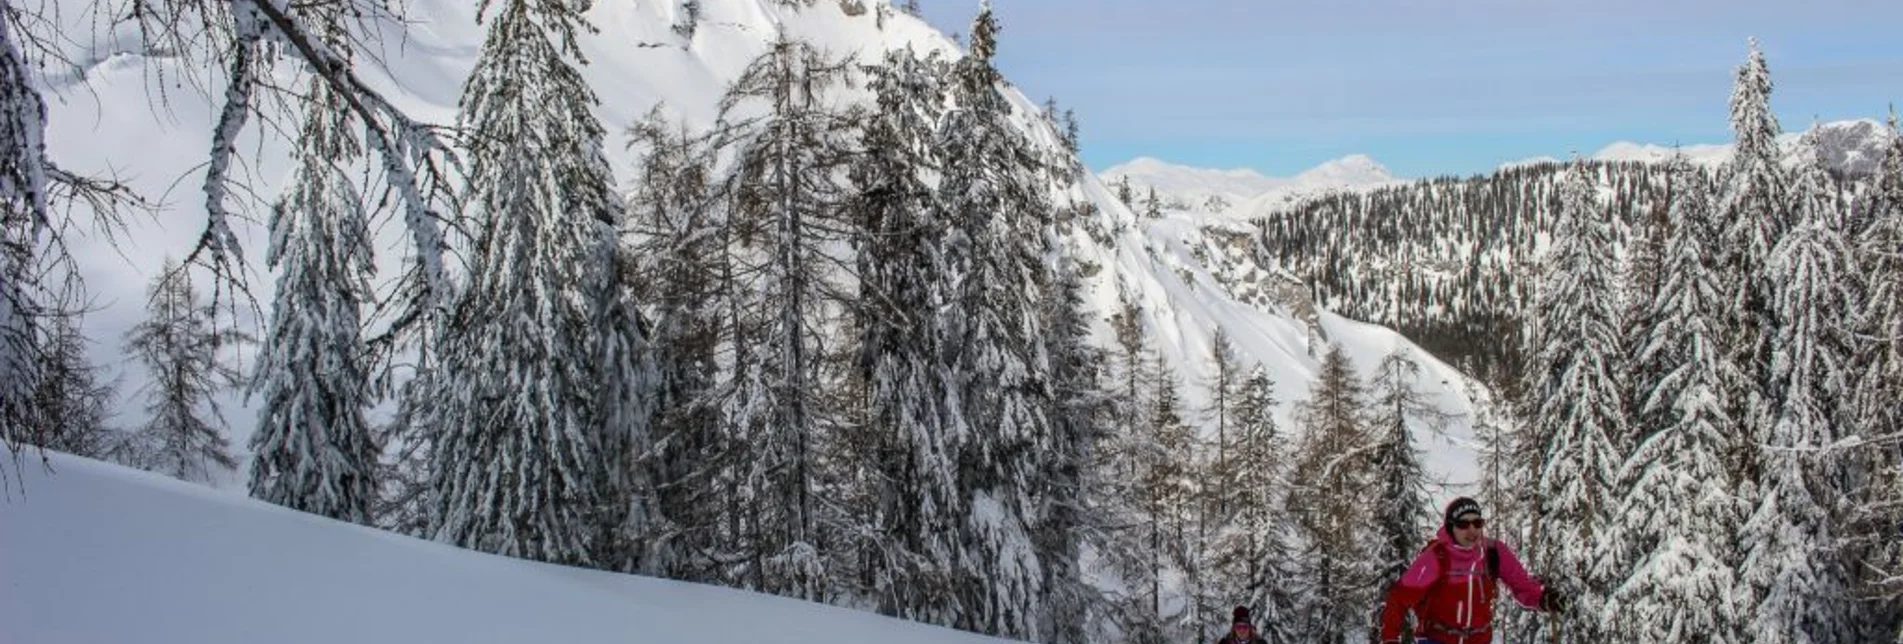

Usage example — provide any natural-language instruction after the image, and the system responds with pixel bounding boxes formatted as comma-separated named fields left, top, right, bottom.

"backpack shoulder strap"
left=1431, top=540, right=1499, bottom=580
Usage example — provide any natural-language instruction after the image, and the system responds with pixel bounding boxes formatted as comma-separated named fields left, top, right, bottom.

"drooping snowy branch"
left=193, top=7, right=261, bottom=275
left=136, top=0, right=460, bottom=311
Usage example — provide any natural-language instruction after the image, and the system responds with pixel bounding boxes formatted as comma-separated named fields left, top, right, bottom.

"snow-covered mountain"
left=0, top=448, right=1023, bottom=644
left=1526, top=118, right=1892, bottom=174
left=1101, top=153, right=1398, bottom=216
left=1588, top=140, right=1736, bottom=167
left=1113, top=119, right=1891, bottom=220
left=38, top=0, right=1481, bottom=494
left=1098, top=157, right=1283, bottom=208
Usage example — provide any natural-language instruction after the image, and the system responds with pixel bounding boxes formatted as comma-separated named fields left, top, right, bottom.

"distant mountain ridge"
left=1578, top=118, right=1890, bottom=176
left=1106, top=118, right=1893, bottom=219
left=1100, top=154, right=1398, bottom=215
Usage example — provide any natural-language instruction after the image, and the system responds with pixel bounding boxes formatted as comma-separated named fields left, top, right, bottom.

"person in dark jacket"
left=1216, top=605, right=1268, bottom=644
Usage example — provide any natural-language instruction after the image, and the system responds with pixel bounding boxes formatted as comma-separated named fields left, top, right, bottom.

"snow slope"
left=0, top=449, right=1022, bottom=644
left=1087, top=153, right=1484, bottom=469
left=1071, top=189, right=1482, bottom=494
left=39, top=0, right=1483, bottom=496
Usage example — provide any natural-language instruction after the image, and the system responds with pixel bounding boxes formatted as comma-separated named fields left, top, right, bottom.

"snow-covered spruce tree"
left=679, top=106, right=769, bottom=588
left=1476, top=311, right=1537, bottom=538
left=625, top=107, right=725, bottom=580
left=25, top=313, right=115, bottom=458
left=122, top=262, right=251, bottom=482
left=600, top=245, right=663, bottom=575
left=1141, top=354, right=1195, bottom=641
left=1484, top=398, right=1551, bottom=642
left=1037, top=259, right=1111, bottom=644
left=1366, top=348, right=1441, bottom=586
left=1622, top=172, right=1674, bottom=448
left=429, top=0, right=653, bottom=569
left=1854, top=114, right=1903, bottom=442
left=1286, top=344, right=1378, bottom=644
left=936, top=2, right=1056, bottom=637
left=1850, top=112, right=1903, bottom=639
left=1208, top=365, right=1301, bottom=644
left=1527, top=161, right=1625, bottom=644
left=1106, top=294, right=1152, bottom=487
left=1739, top=134, right=1859, bottom=644
left=1717, top=38, right=1789, bottom=487
left=1203, top=328, right=1243, bottom=517
left=711, top=33, right=858, bottom=598
left=247, top=24, right=380, bottom=522
left=1790, top=125, right=1849, bottom=232
left=375, top=354, right=438, bottom=537
left=1182, top=328, right=1248, bottom=644
left=1480, top=318, right=1544, bottom=643
left=1098, top=293, right=1167, bottom=644
left=1604, top=154, right=1744, bottom=644
left=1061, top=109, right=1081, bottom=164
left=1473, top=378, right=1523, bottom=525
left=844, top=45, right=964, bottom=623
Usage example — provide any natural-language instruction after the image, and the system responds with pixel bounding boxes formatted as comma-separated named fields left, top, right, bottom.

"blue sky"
left=912, top=1, right=1903, bottom=178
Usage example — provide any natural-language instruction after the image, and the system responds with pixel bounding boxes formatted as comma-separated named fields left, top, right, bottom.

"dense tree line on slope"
left=1260, top=160, right=1672, bottom=386
left=1490, top=42, right=1903, bottom=644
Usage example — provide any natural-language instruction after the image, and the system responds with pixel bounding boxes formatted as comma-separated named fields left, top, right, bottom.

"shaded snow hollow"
left=0, top=449, right=1022, bottom=644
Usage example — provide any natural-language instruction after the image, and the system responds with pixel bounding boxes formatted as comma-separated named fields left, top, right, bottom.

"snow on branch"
left=172, top=0, right=460, bottom=311
left=193, top=10, right=259, bottom=279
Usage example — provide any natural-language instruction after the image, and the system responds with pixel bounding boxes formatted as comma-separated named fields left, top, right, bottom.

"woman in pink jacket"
left=1377, top=497, right=1567, bottom=644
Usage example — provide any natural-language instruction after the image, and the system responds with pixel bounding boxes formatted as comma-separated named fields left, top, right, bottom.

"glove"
left=1539, top=588, right=1568, bottom=613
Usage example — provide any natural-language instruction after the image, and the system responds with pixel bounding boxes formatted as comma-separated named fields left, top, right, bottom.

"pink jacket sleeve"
left=1493, top=540, right=1546, bottom=609
left=1378, top=546, right=1440, bottom=641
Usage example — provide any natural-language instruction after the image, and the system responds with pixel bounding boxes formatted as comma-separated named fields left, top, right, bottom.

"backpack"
left=1389, top=538, right=1499, bottom=596
left=1429, top=538, right=1500, bottom=586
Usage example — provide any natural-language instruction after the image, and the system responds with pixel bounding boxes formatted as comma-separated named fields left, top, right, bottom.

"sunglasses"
left=1454, top=518, right=1486, bottom=530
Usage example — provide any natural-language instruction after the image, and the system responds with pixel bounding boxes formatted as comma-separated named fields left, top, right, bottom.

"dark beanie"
left=1233, top=605, right=1251, bottom=625
left=1444, top=497, right=1483, bottom=530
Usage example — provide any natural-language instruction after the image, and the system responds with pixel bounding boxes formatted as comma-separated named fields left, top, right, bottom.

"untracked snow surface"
left=0, top=449, right=1020, bottom=644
